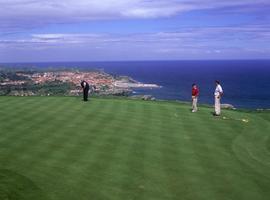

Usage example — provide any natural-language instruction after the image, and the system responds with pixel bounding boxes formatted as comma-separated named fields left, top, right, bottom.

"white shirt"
left=214, top=84, right=223, bottom=97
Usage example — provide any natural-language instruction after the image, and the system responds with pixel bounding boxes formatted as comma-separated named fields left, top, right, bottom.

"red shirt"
left=192, top=87, right=199, bottom=96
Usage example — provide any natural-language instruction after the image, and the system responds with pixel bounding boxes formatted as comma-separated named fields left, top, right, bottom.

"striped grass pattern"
left=0, top=96, right=269, bottom=200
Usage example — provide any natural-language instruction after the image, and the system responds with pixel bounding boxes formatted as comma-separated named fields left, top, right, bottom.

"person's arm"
left=218, top=86, right=223, bottom=98
left=192, top=89, right=195, bottom=99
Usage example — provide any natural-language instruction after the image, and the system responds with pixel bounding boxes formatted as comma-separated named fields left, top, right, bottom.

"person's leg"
left=192, top=97, right=197, bottom=112
left=214, top=96, right=218, bottom=114
left=85, top=88, right=89, bottom=101
left=83, top=89, right=88, bottom=101
left=217, top=97, right=221, bottom=115
left=194, top=97, right=198, bottom=112
left=215, top=96, right=221, bottom=115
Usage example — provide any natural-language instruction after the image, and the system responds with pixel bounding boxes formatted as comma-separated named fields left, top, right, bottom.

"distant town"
left=0, top=68, right=160, bottom=97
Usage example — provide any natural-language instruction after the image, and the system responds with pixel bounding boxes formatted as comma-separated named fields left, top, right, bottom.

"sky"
left=0, top=0, right=270, bottom=62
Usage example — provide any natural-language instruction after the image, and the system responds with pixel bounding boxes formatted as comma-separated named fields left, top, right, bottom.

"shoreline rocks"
left=130, top=95, right=156, bottom=101
left=221, top=104, right=236, bottom=110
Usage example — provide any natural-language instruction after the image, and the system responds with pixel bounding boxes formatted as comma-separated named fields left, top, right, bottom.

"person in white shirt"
left=214, top=80, right=223, bottom=116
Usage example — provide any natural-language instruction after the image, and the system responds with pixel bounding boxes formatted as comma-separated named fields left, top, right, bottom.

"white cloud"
left=1, top=25, right=269, bottom=48
left=0, top=0, right=269, bottom=32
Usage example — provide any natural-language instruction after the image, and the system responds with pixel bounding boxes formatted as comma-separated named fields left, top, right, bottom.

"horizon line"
left=1, top=58, right=270, bottom=64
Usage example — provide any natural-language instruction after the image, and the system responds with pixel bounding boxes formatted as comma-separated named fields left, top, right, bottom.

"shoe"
left=192, top=110, right=197, bottom=113
left=213, top=113, right=220, bottom=116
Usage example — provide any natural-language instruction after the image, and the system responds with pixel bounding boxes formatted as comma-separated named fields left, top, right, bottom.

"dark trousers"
left=83, top=88, right=89, bottom=101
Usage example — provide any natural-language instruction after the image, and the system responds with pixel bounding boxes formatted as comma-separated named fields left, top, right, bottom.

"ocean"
left=2, top=60, right=270, bottom=109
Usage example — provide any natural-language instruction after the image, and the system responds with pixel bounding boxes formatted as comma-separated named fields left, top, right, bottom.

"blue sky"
left=0, top=0, right=269, bottom=62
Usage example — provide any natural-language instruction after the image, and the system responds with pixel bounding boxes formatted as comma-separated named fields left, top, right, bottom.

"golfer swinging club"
left=81, top=80, right=90, bottom=101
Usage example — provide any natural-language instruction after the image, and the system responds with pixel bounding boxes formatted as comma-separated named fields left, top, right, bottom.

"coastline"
left=0, top=68, right=161, bottom=97
left=113, top=80, right=161, bottom=89
left=1, top=60, right=270, bottom=109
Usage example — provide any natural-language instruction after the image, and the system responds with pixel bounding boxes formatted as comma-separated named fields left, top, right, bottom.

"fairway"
left=0, top=96, right=270, bottom=200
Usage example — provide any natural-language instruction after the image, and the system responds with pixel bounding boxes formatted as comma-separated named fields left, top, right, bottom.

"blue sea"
left=3, top=60, right=270, bottom=109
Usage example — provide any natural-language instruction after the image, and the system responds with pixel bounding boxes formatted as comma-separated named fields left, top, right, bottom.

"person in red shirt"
left=191, top=83, right=199, bottom=112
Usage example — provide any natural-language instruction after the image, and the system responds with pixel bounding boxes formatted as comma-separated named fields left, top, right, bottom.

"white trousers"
left=215, top=96, right=221, bottom=115
left=192, top=97, right=198, bottom=111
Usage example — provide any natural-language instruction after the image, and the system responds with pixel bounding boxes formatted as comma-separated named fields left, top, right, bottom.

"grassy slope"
left=0, top=96, right=269, bottom=200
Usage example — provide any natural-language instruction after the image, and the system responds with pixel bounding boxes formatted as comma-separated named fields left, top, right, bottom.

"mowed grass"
left=0, top=96, right=270, bottom=200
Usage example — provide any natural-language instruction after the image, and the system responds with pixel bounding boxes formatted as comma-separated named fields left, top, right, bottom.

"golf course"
left=0, top=96, right=269, bottom=200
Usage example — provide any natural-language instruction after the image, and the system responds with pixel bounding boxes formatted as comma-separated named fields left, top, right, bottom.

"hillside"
left=0, top=96, right=269, bottom=200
